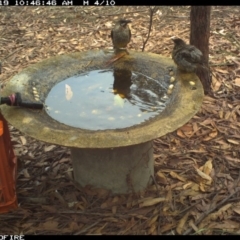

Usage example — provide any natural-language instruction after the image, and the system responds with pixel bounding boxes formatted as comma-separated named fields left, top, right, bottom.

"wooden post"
left=190, top=6, right=211, bottom=95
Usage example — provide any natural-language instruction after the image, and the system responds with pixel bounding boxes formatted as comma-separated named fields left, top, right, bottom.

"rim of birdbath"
left=1, top=50, right=204, bottom=148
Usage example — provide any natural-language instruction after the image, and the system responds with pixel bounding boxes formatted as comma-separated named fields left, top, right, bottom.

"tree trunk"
left=190, top=6, right=211, bottom=95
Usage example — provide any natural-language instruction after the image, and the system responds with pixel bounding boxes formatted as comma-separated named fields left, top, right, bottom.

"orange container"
left=0, top=111, right=18, bottom=213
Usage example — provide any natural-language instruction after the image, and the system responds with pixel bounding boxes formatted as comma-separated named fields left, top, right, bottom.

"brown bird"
left=171, top=37, right=206, bottom=73
left=111, top=19, right=131, bottom=50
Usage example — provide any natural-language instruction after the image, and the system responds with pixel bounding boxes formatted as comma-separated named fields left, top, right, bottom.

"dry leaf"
left=69, top=221, right=79, bottom=231
left=201, top=118, right=214, bottom=126
left=208, top=203, right=232, bottom=221
left=94, top=222, right=107, bottom=234
left=233, top=207, right=240, bottom=215
left=219, top=110, right=224, bottom=119
left=42, top=220, right=58, bottom=230
left=101, top=202, right=110, bottom=209
left=194, top=167, right=212, bottom=181
left=68, top=201, right=77, bottom=208
left=216, top=68, right=229, bottom=74
left=170, top=171, right=186, bottom=182
left=20, top=136, right=27, bottom=145
left=58, top=39, right=68, bottom=43
left=234, top=77, right=240, bottom=86
left=203, top=129, right=218, bottom=141
left=199, top=182, right=206, bottom=192
left=202, top=159, right=213, bottom=175
left=211, top=75, right=222, bottom=92
left=209, top=129, right=218, bottom=138
left=22, top=169, right=30, bottom=178
left=112, top=206, right=117, bottom=214
left=148, top=224, right=157, bottom=235
left=165, top=189, right=172, bottom=203
left=104, top=21, right=112, bottom=28
left=95, top=188, right=110, bottom=198
left=148, top=215, right=158, bottom=226
left=41, top=205, right=57, bottom=213
left=224, top=111, right=231, bottom=120
left=227, top=139, right=239, bottom=145
left=216, top=173, right=233, bottom=181
left=44, top=144, right=56, bottom=152
left=176, top=129, right=186, bottom=138
left=139, top=197, right=165, bottom=207
left=176, top=212, right=189, bottom=234
left=160, top=223, right=176, bottom=233
left=180, top=124, right=193, bottom=132
left=209, top=219, right=239, bottom=230
left=219, top=203, right=232, bottom=213
left=156, top=171, right=168, bottom=185
left=183, top=181, right=193, bottom=189
left=188, top=219, right=199, bottom=233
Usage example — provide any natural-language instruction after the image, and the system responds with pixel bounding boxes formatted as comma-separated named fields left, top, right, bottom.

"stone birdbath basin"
left=1, top=50, right=204, bottom=194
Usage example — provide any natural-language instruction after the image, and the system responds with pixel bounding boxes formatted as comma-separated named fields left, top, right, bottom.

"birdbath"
left=0, top=50, right=204, bottom=194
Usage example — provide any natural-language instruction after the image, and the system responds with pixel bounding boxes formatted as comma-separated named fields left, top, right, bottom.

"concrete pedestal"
left=71, top=141, right=154, bottom=194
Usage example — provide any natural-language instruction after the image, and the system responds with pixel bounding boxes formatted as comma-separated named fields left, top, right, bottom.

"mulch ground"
left=1, top=6, right=240, bottom=235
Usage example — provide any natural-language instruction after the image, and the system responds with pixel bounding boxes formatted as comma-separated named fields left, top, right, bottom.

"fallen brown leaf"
left=139, top=197, right=165, bottom=207
left=170, top=171, right=187, bottom=182
left=176, top=212, right=189, bottom=234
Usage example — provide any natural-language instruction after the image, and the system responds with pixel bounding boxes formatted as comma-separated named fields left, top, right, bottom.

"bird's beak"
left=170, top=36, right=177, bottom=41
left=121, top=20, right=131, bottom=27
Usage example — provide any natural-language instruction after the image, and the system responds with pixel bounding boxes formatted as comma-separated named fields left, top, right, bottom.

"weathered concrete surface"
left=71, top=141, right=154, bottom=194
left=1, top=50, right=204, bottom=149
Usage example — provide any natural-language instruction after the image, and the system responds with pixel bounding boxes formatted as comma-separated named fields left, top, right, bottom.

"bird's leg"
left=114, top=48, right=129, bottom=55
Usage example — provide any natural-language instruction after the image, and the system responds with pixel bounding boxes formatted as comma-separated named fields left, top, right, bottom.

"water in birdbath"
left=45, top=69, right=169, bottom=130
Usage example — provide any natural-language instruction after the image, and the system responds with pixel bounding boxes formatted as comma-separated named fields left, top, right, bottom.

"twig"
left=2, top=46, right=24, bottom=61
left=98, top=10, right=147, bottom=17
left=234, top=169, right=240, bottom=188
left=151, top=174, right=160, bottom=194
left=231, top=35, right=240, bottom=47
left=165, top=15, right=188, bottom=18
left=64, top=175, right=88, bottom=196
left=0, top=7, right=27, bottom=39
left=216, top=31, right=240, bottom=48
left=177, top=201, right=200, bottom=216
left=84, top=60, right=93, bottom=68
left=151, top=171, right=162, bottom=235
left=118, top=219, right=140, bottom=235
left=74, top=220, right=101, bottom=235
left=183, top=187, right=240, bottom=235
left=210, top=63, right=235, bottom=67
left=142, top=6, right=157, bottom=52
left=228, top=197, right=240, bottom=202
left=104, top=51, right=127, bottom=67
